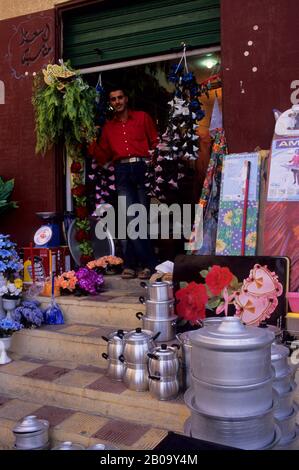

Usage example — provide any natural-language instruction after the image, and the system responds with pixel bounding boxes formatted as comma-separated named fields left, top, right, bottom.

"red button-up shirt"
left=89, top=110, right=158, bottom=165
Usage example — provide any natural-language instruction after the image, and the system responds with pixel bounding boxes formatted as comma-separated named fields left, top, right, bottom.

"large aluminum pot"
left=122, top=362, right=149, bottom=391
left=271, top=344, right=290, bottom=378
left=184, top=388, right=276, bottom=450
left=275, top=404, right=298, bottom=444
left=189, top=317, right=274, bottom=386
left=101, top=353, right=124, bottom=381
left=148, top=375, right=179, bottom=400
left=122, top=327, right=160, bottom=364
left=101, top=329, right=127, bottom=360
left=140, top=280, right=173, bottom=301
left=191, top=374, right=273, bottom=417
left=136, top=313, right=177, bottom=342
left=13, top=415, right=49, bottom=450
left=139, top=297, right=175, bottom=318
left=272, top=369, right=294, bottom=394
left=148, top=343, right=180, bottom=377
left=274, top=382, right=297, bottom=419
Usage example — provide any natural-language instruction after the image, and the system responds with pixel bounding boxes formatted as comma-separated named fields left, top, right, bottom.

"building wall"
left=221, top=0, right=299, bottom=153
left=0, top=0, right=70, bottom=21
left=0, top=10, right=57, bottom=246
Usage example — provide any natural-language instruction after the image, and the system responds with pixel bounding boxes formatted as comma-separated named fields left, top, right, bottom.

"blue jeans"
left=114, top=161, right=156, bottom=271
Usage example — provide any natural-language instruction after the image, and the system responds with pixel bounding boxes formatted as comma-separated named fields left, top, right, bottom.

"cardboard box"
left=22, top=246, right=71, bottom=281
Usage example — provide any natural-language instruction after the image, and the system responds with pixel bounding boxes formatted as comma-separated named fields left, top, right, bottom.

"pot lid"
left=52, top=441, right=85, bottom=450
left=259, top=322, right=282, bottom=337
left=189, top=317, right=274, bottom=350
left=149, top=281, right=170, bottom=288
left=13, top=415, right=49, bottom=434
left=109, top=329, right=127, bottom=340
left=124, top=327, right=154, bottom=342
left=271, top=343, right=290, bottom=361
left=152, top=343, right=178, bottom=358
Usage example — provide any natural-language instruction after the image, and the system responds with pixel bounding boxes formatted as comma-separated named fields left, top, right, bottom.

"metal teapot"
left=13, top=415, right=49, bottom=450
left=102, top=329, right=127, bottom=359
left=147, top=343, right=180, bottom=377
left=122, top=327, right=160, bottom=364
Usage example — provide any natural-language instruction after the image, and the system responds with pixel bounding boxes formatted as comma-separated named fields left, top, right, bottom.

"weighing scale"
left=34, top=212, right=62, bottom=247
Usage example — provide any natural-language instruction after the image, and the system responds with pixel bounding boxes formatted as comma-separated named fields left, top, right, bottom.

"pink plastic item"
left=286, top=292, right=299, bottom=313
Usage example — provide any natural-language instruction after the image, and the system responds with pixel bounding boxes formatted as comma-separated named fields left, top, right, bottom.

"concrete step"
left=103, top=275, right=145, bottom=293
left=0, top=356, right=189, bottom=433
left=10, top=324, right=116, bottom=366
left=0, top=395, right=168, bottom=450
left=37, top=290, right=144, bottom=329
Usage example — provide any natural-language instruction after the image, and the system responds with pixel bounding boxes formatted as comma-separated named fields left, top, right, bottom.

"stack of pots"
left=176, top=317, right=223, bottom=391
left=136, top=281, right=177, bottom=342
left=271, top=343, right=299, bottom=448
left=148, top=343, right=180, bottom=400
left=119, top=327, right=160, bottom=391
left=184, top=317, right=280, bottom=450
left=101, top=329, right=127, bottom=381
left=13, top=415, right=50, bottom=450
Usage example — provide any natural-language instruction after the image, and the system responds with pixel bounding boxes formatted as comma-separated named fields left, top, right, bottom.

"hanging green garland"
left=32, top=61, right=97, bottom=264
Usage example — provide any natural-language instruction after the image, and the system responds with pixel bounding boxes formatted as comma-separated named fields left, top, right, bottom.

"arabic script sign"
left=6, top=15, right=54, bottom=79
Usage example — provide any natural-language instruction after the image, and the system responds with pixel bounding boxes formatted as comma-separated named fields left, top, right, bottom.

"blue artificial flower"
left=182, top=72, right=193, bottom=83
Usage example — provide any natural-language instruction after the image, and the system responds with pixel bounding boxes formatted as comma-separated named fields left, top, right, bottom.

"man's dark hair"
left=106, top=83, right=128, bottom=98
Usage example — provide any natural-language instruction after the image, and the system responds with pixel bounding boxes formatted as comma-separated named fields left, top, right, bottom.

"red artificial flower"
left=71, top=184, right=86, bottom=197
left=175, top=282, right=208, bottom=324
left=75, top=229, right=90, bottom=242
left=205, top=265, right=234, bottom=296
left=75, top=206, right=89, bottom=218
left=80, top=254, right=93, bottom=265
left=71, top=161, right=82, bottom=173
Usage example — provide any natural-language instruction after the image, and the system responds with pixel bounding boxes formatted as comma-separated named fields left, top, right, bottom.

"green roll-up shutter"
left=63, top=0, right=220, bottom=68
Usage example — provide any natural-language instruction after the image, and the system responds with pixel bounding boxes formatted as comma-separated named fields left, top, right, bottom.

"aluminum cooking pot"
left=271, top=343, right=290, bottom=377
left=122, top=361, right=149, bottom=391
left=148, top=343, right=180, bottom=377
left=13, top=415, right=49, bottom=450
left=189, top=317, right=274, bottom=386
left=136, top=313, right=177, bottom=342
left=148, top=375, right=179, bottom=400
left=101, top=329, right=127, bottom=359
left=122, top=327, right=160, bottom=364
left=140, top=280, right=173, bottom=301
left=101, top=353, right=124, bottom=381
left=139, top=297, right=175, bottom=318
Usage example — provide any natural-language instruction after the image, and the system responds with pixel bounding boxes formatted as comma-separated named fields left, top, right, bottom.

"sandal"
left=121, top=268, right=136, bottom=279
left=137, top=268, right=152, bottom=280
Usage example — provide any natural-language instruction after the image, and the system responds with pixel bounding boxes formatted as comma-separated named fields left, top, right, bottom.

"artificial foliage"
left=32, top=62, right=97, bottom=264
left=32, top=62, right=96, bottom=156
left=0, top=177, right=18, bottom=215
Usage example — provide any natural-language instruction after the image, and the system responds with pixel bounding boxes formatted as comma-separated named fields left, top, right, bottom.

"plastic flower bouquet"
left=0, top=280, right=23, bottom=300
left=0, top=234, right=22, bottom=279
left=55, top=271, right=78, bottom=295
left=13, top=300, right=44, bottom=328
left=87, top=256, right=123, bottom=274
left=0, top=317, right=23, bottom=337
left=76, top=267, right=104, bottom=295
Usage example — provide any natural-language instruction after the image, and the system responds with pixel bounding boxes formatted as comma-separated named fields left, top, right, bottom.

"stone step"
left=10, top=324, right=115, bottom=366
left=0, top=395, right=168, bottom=450
left=37, top=290, right=144, bottom=329
left=103, top=275, right=145, bottom=293
left=0, top=356, right=189, bottom=433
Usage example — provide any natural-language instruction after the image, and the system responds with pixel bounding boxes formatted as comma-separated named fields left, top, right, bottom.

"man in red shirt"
left=89, top=87, right=158, bottom=279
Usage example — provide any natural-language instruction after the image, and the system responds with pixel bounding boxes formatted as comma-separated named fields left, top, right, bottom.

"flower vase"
left=0, top=298, right=6, bottom=320
left=3, top=298, right=17, bottom=321
left=0, top=336, right=12, bottom=365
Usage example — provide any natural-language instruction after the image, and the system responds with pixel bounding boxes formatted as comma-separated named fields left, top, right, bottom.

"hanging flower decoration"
left=86, top=78, right=117, bottom=216
left=147, top=45, right=211, bottom=200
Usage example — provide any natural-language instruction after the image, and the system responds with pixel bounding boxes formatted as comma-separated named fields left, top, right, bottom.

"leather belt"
left=116, top=157, right=147, bottom=164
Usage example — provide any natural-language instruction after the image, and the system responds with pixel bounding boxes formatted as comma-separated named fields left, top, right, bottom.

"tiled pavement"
left=0, top=396, right=168, bottom=450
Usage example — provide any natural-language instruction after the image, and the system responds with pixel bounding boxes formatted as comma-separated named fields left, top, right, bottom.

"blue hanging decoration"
left=150, top=43, right=208, bottom=200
